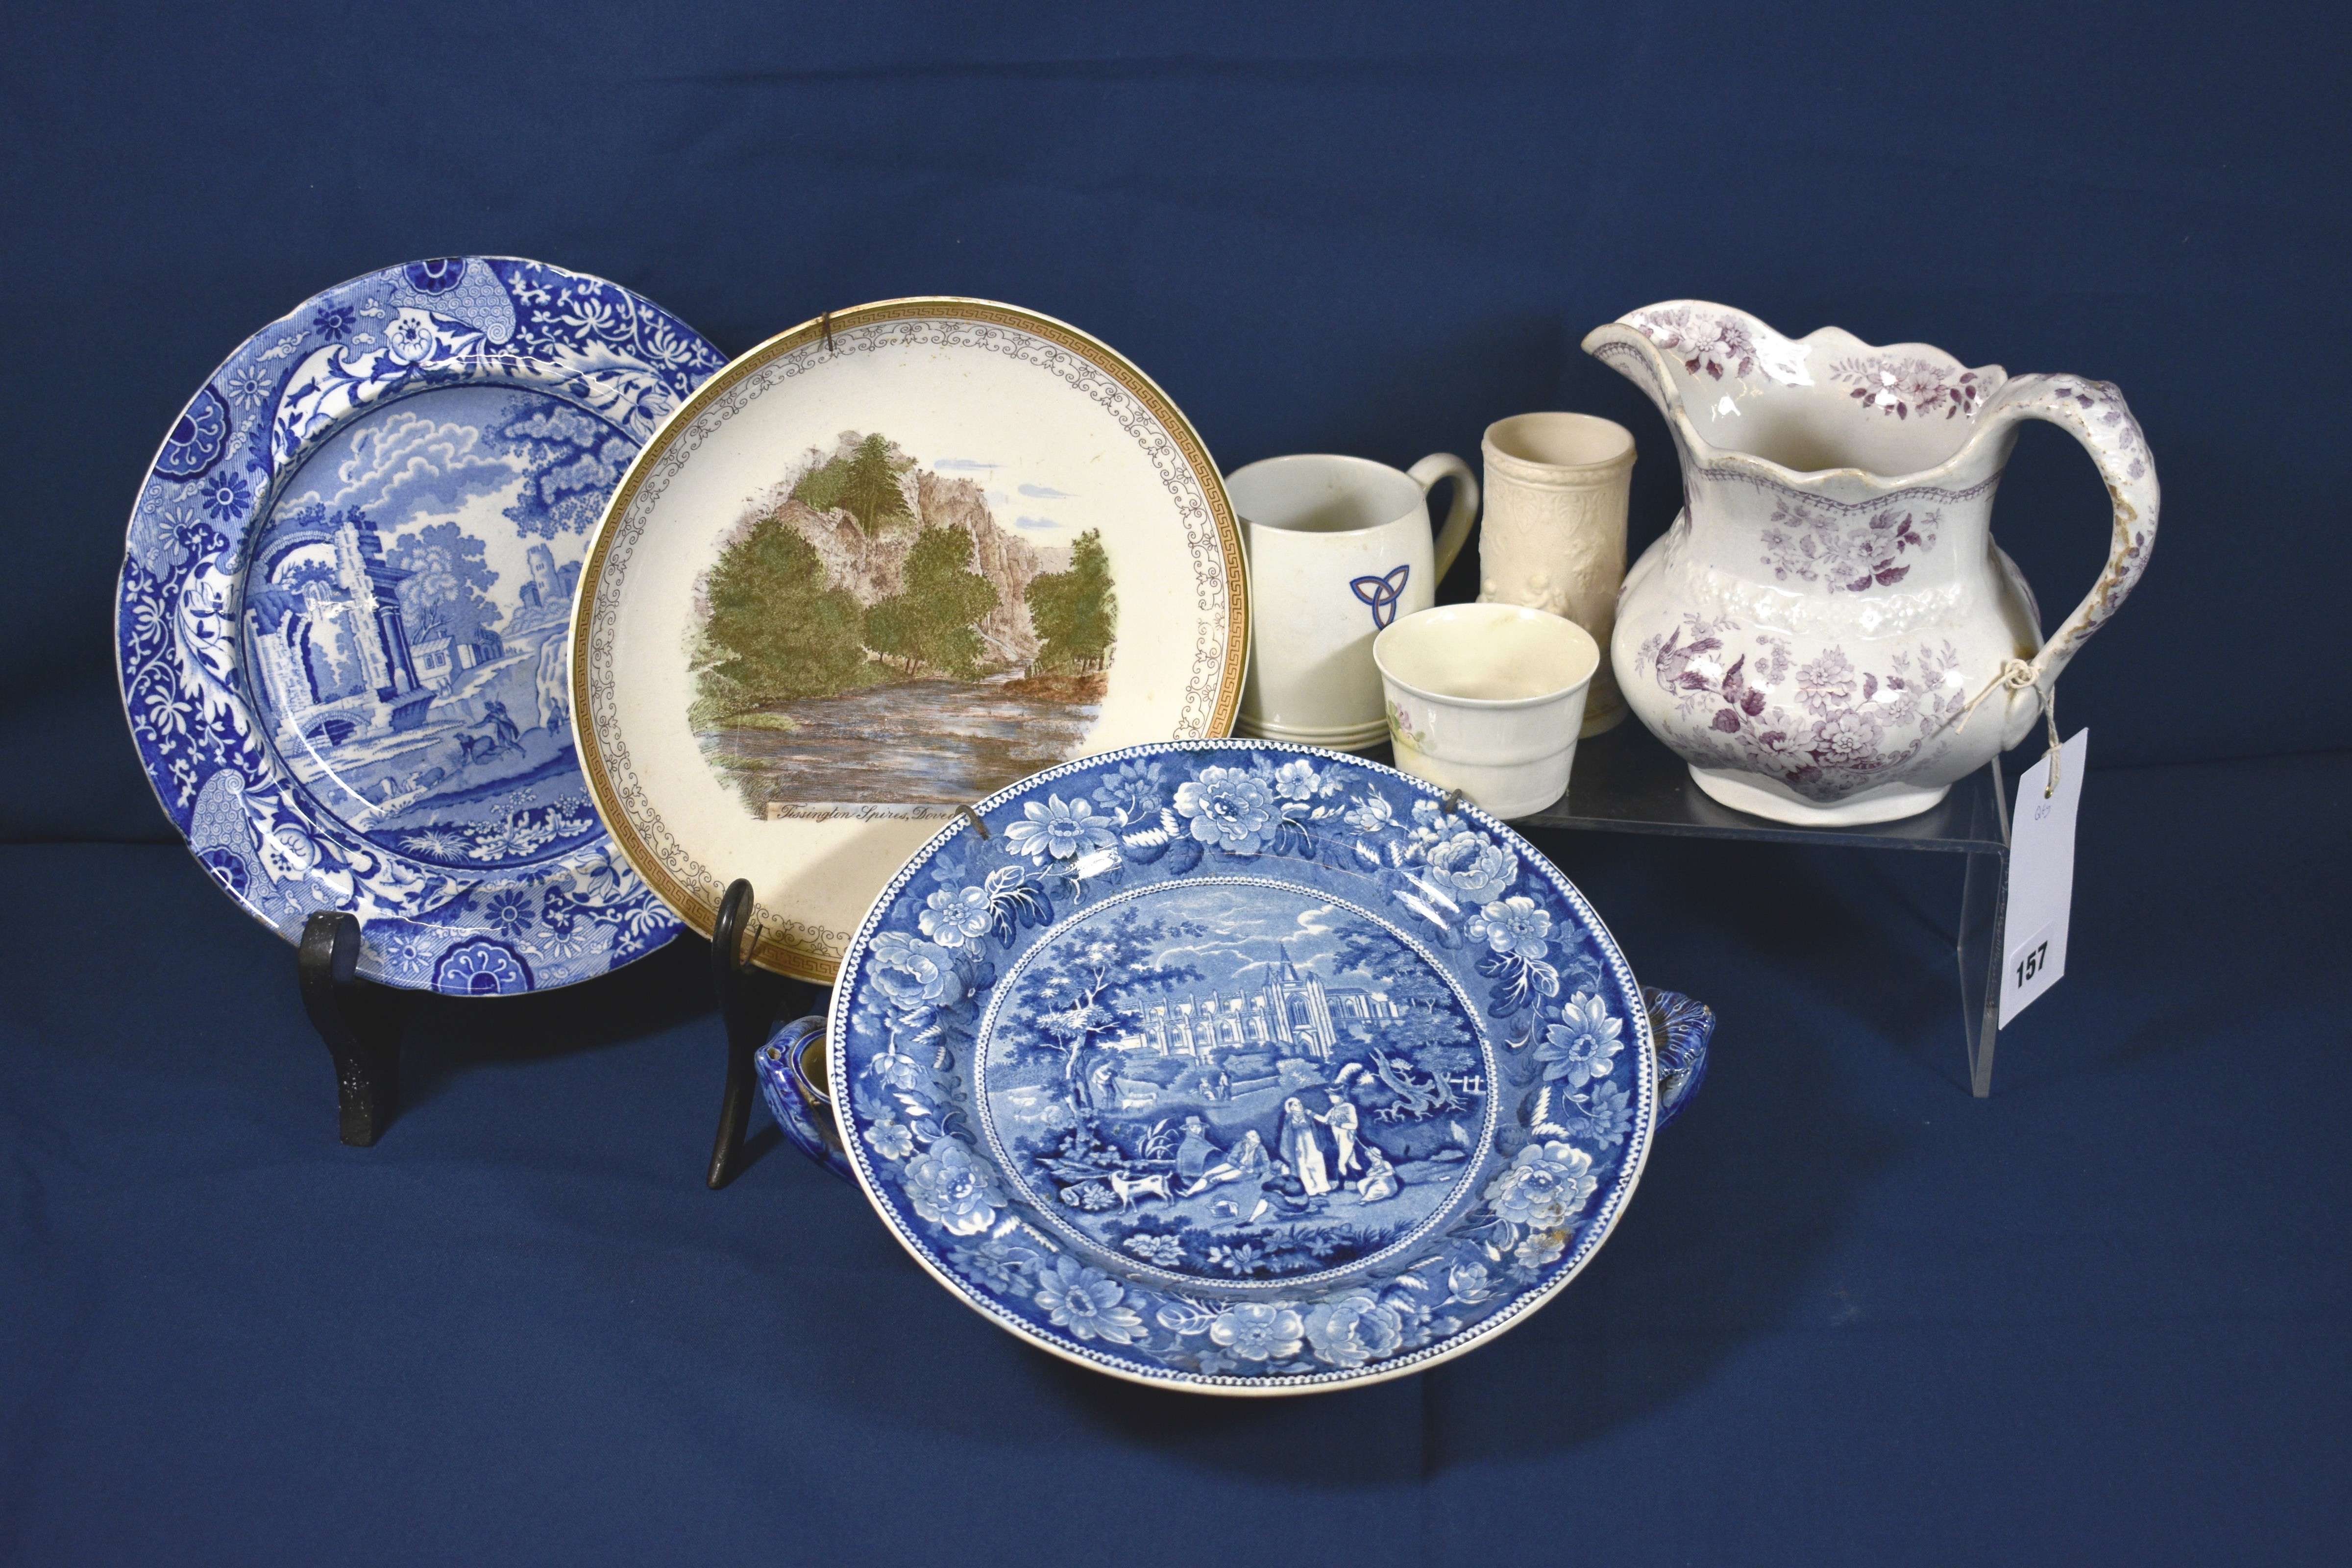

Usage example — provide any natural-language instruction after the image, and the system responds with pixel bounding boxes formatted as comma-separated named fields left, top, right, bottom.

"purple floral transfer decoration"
left=1758, top=498, right=1940, bottom=591
left=2045, top=376, right=2150, bottom=484
left=1624, top=305, right=1761, bottom=382
left=1829, top=356, right=1984, bottom=421
left=1633, top=614, right=1967, bottom=802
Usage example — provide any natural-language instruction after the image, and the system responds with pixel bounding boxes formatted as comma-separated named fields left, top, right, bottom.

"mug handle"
left=1978, top=375, right=2160, bottom=734
left=1407, top=452, right=1480, bottom=579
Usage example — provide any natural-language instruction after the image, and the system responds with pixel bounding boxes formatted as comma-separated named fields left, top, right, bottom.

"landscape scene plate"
left=116, top=258, right=723, bottom=992
left=572, top=298, right=1248, bottom=981
left=831, top=739, right=1657, bottom=1393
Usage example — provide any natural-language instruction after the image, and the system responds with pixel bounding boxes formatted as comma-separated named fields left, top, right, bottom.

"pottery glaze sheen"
left=1585, top=302, right=2157, bottom=825
left=1230, top=453, right=1478, bottom=751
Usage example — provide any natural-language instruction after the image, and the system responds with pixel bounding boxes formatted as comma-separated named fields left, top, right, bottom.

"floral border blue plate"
left=116, top=258, right=724, bottom=992
left=832, top=738, right=1669, bottom=1393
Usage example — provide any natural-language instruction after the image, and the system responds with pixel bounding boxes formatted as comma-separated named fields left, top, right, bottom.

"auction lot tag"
left=2001, top=728, right=2089, bottom=1027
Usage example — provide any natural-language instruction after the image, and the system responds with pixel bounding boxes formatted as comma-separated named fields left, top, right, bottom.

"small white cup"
left=1228, top=452, right=1478, bottom=751
left=1372, top=603, right=1600, bottom=818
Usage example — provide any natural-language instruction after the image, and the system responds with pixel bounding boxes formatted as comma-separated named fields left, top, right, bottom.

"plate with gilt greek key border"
left=571, top=299, right=1248, bottom=982
left=829, top=738, right=1675, bottom=1393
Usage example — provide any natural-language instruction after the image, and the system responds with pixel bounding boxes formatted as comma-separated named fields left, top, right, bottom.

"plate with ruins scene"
left=116, top=258, right=725, bottom=992
left=571, top=298, right=1248, bottom=982
left=830, top=739, right=1663, bottom=1393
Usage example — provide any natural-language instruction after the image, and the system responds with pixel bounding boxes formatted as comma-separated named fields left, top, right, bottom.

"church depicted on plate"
left=1103, top=946, right=1407, bottom=1063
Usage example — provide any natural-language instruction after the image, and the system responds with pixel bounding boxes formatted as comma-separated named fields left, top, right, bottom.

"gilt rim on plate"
left=570, top=297, right=1250, bottom=982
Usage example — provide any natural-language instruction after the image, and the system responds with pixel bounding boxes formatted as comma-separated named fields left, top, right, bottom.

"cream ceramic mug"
left=1228, top=452, right=1479, bottom=751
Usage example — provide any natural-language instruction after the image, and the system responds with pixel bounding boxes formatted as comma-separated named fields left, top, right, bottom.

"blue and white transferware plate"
left=832, top=739, right=1662, bottom=1393
left=116, top=259, right=725, bottom=992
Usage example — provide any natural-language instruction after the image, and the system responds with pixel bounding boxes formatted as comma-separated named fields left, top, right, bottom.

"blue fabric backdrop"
left=2, top=3, right=2346, bottom=1564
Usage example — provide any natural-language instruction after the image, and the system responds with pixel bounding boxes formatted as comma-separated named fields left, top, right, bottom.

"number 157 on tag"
left=2000, top=729, right=2088, bottom=1027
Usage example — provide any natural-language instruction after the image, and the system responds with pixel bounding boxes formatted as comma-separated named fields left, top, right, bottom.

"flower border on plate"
left=830, top=739, right=1656, bottom=1394
left=115, top=257, right=723, bottom=992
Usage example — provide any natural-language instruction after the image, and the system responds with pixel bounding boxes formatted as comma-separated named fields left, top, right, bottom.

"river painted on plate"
left=700, top=677, right=1102, bottom=816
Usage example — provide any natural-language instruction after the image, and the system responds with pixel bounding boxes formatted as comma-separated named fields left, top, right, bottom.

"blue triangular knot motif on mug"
left=1350, top=564, right=1411, bottom=629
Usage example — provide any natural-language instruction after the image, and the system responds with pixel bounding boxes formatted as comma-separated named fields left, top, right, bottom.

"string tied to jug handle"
left=1954, top=657, right=2066, bottom=798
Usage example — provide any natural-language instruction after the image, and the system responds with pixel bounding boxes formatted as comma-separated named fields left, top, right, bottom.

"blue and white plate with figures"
left=116, top=259, right=727, bottom=993
left=833, top=739, right=1683, bottom=1393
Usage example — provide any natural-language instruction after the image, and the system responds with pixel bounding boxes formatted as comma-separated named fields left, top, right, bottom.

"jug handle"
left=1981, top=375, right=2160, bottom=709
left=1407, top=452, right=1480, bottom=580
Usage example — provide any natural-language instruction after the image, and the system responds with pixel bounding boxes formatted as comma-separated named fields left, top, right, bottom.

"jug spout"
left=1585, top=302, right=2012, bottom=488
left=1584, top=301, right=1844, bottom=451
left=1583, top=317, right=1687, bottom=429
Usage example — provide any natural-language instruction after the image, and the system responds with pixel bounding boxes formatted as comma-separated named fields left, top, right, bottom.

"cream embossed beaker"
left=1476, top=412, right=1637, bottom=737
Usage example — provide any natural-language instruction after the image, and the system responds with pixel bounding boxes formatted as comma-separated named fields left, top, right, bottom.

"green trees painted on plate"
left=690, top=512, right=873, bottom=729
left=865, top=525, right=1001, bottom=679
left=792, top=432, right=913, bottom=534
left=1026, top=528, right=1117, bottom=672
left=694, top=434, right=1118, bottom=731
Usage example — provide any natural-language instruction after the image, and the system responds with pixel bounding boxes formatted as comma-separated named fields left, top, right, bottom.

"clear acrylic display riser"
left=1376, top=718, right=2013, bottom=1098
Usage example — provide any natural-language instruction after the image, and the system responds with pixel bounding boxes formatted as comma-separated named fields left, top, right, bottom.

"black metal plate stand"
left=298, top=910, right=412, bottom=1146
left=706, top=879, right=828, bottom=1188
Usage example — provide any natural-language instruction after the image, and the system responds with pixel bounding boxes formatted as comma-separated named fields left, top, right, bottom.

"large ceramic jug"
left=1584, top=302, right=2157, bottom=825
